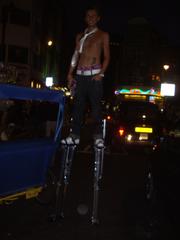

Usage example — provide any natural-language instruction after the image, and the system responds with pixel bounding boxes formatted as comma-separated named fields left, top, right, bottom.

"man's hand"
left=92, top=74, right=104, bottom=81
left=67, top=73, right=75, bottom=89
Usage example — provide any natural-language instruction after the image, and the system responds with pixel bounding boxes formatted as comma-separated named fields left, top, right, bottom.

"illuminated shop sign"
left=160, top=83, right=175, bottom=96
left=114, top=87, right=161, bottom=96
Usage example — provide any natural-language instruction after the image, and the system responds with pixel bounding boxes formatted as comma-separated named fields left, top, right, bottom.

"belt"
left=76, top=69, right=101, bottom=76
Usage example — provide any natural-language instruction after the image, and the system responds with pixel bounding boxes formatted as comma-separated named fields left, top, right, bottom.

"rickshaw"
left=0, top=83, right=65, bottom=204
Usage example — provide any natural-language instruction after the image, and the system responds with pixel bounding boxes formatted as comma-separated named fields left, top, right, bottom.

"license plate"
left=139, top=133, right=148, bottom=140
left=135, top=127, right=153, bottom=133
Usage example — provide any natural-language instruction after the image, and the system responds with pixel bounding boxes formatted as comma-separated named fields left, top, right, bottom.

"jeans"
left=70, top=75, right=103, bottom=139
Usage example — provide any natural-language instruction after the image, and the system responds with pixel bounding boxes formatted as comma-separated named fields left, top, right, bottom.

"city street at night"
left=1, top=0, right=180, bottom=239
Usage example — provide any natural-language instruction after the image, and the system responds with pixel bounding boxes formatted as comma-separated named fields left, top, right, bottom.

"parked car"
left=109, top=100, right=164, bottom=152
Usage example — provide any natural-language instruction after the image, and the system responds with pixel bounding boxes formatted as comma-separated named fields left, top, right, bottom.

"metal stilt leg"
left=91, top=145, right=105, bottom=225
left=91, top=119, right=106, bottom=225
left=50, top=143, right=77, bottom=222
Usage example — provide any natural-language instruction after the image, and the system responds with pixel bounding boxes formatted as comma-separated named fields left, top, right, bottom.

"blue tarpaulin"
left=0, top=84, right=65, bottom=198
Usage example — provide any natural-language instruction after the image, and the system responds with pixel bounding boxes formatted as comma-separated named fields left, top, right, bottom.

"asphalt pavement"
left=1, top=145, right=180, bottom=240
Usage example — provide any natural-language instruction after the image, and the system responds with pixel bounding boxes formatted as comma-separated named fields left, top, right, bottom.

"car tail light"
left=118, top=127, right=125, bottom=136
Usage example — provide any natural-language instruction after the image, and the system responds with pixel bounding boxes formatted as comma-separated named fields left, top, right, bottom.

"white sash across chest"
left=79, top=28, right=98, bottom=53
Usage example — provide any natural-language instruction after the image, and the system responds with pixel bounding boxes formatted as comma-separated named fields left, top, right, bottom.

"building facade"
left=108, top=17, right=180, bottom=96
left=0, top=0, right=63, bottom=87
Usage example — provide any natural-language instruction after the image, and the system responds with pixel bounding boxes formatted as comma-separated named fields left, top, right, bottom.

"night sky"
left=59, top=0, right=180, bottom=47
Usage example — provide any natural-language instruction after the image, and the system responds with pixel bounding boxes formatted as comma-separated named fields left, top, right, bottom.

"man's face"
left=85, top=9, right=100, bottom=27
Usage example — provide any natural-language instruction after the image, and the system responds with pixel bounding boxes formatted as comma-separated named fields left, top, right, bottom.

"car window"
left=116, top=101, right=160, bottom=122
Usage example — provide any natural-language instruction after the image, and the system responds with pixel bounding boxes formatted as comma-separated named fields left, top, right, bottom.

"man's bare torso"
left=77, top=29, right=105, bottom=68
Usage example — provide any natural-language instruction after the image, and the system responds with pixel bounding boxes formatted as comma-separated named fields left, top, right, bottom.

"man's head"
left=85, top=6, right=101, bottom=28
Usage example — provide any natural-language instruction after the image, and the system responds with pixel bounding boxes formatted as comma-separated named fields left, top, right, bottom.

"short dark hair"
left=85, top=4, right=102, bottom=17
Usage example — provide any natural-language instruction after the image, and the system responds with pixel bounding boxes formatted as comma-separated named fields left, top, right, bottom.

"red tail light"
left=118, top=127, right=125, bottom=136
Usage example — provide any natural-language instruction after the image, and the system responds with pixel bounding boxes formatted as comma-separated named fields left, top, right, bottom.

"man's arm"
left=67, top=34, right=82, bottom=88
left=101, top=32, right=110, bottom=75
left=93, top=32, right=110, bottom=80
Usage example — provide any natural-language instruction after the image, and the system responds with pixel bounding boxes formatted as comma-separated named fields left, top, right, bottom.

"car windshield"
left=115, top=101, right=160, bottom=122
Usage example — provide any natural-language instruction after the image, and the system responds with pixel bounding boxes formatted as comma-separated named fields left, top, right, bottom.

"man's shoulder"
left=98, top=29, right=109, bottom=37
left=97, top=29, right=109, bottom=41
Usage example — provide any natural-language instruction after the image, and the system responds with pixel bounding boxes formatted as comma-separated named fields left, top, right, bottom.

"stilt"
left=91, top=119, right=106, bottom=224
left=50, top=143, right=77, bottom=222
left=91, top=144, right=105, bottom=225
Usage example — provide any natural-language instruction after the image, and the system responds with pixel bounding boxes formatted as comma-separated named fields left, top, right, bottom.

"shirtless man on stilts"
left=62, top=5, right=110, bottom=147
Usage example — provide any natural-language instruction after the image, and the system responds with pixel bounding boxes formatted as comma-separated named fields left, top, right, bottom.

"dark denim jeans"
left=70, top=75, right=103, bottom=139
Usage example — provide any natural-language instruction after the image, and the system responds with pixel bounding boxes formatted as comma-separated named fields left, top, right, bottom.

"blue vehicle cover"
left=0, top=83, right=65, bottom=198
left=0, top=83, right=64, bottom=102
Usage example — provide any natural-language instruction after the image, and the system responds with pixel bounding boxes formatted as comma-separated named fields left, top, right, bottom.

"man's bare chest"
left=83, top=36, right=102, bottom=50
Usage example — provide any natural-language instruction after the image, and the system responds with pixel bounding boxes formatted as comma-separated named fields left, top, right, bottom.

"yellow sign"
left=135, top=127, right=153, bottom=133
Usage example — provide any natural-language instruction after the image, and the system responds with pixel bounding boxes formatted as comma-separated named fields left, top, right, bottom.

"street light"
left=43, top=40, right=54, bottom=82
left=163, top=64, right=170, bottom=71
left=47, top=40, right=53, bottom=47
left=162, top=64, right=170, bottom=82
